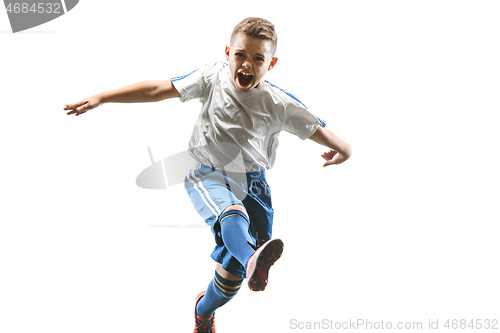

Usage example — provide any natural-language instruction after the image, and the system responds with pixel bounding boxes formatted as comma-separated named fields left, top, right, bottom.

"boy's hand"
left=309, top=126, right=352, bottom=167
left=64, top=95, right=102, bottom=116
left=321, top=149, right=348, bottom=167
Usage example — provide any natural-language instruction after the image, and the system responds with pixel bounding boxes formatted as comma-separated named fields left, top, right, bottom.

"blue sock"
left=196, top=271, right=243, bottom=318
left=219, top=209, right=256, bottom=269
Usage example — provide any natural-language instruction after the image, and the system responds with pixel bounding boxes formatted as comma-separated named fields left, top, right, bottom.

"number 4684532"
left=6, top=3, right=62, bottom=14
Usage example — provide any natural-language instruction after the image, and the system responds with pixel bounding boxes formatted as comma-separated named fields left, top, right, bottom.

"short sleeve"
left=171, top=63, right=222, bottom=103
left=281, top=99, right=326, bottom=140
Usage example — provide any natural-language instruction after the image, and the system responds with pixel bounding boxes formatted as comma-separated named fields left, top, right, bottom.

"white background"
left=1, top=1, right=499, bottom=332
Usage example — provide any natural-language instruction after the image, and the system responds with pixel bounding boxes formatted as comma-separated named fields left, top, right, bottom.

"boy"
left=65, top=17, right=351, bottom=333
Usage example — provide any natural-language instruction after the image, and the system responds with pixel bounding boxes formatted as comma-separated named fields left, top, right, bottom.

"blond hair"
left=230, top=17, right=278, bottom=55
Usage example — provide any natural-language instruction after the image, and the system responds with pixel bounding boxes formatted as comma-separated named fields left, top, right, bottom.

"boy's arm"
left=308, top=126, right=352, bottom=167
left=65, top=80, right=181, bottom=116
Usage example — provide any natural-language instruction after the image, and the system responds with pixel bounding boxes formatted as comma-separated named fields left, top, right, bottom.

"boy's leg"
left=187, top=167, right=251, bottom=332
left=195, top=263, right=243, bottom=319
left=217, top=204, right=256, bottom=270
left=218, top=203, right=284, bottom=292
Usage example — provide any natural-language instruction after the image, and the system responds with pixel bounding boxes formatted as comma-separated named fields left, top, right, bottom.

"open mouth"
left=237, top=72, right=254, bottom=87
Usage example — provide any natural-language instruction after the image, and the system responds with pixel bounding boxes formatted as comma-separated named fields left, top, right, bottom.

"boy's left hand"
left=321, top=149, right=348, bottom=167
left=309, top=127, right=352, bottom=167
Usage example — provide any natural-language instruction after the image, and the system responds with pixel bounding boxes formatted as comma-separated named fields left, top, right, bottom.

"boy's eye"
left=236, top=53, right=245, bottom=57
left=255, top=57, right=264, bottom=61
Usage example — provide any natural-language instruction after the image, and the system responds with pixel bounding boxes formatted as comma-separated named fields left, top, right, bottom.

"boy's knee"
left=222, top=204, right=247, bottom=217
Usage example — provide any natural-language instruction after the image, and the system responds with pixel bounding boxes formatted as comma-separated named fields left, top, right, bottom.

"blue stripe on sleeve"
left=316, top=117, right=326, bottom=127
left=171, top=68, right=200, bottom=82
left=171, top=62, right=227, bottom=82
left=265, top=80, right=308, bottom=109
left=266, top=81, right=327, bottom=127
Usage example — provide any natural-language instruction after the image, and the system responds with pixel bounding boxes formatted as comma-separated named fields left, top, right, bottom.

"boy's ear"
left=225, top=46, right=230, bottom=61
left=268, top=57, right=278, bottom=71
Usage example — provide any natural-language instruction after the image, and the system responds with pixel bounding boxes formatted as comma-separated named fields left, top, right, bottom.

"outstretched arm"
left=308, top=126, right=352, bottom=167
left=64, top=80, right=181, bottom=116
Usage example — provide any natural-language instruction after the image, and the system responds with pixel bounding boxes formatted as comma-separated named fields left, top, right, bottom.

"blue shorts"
left=184, top=164, right=274, bottom=278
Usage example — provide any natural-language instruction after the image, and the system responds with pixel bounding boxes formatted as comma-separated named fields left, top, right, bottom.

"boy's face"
left=225, top=33, right=278, bottom=92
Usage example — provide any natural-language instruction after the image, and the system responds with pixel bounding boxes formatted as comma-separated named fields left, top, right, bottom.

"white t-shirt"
left=172, top=62, right=325, bottom=172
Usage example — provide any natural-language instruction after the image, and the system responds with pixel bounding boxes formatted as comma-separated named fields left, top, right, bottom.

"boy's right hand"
left=64, top=95, right=102, bottom=116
